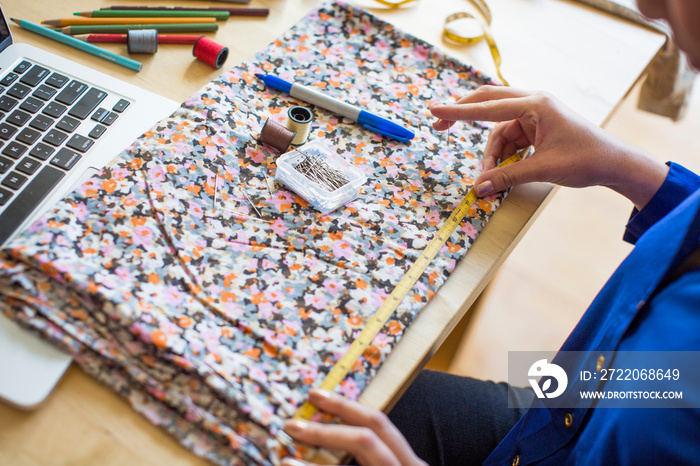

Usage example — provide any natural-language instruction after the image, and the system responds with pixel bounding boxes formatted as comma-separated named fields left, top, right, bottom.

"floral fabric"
left=0, top=1, right=505, bottom=464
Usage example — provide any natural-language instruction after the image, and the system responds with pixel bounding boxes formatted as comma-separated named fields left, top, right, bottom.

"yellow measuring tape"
left=442, top=1, right=509, bottom=86
left=293, top=149, right=526, bottom=421
left=367, top=0, right=508, bottom=85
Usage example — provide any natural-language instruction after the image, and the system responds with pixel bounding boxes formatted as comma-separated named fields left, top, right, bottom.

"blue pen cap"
left=256, top=73, right=292, bottom=93
left=357, top=110, right=414, bottom=142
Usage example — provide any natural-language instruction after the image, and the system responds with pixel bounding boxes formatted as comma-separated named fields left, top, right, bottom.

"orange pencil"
left=42, top=17, right=216, bottom=27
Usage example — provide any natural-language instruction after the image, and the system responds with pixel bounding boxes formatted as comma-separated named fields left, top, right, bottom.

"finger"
left=431, top=96, right=535, bottom=125
left=432, top=118, right=455, bottom=132
left=453, top=85, right=533, bottom=105
left=284, top=420, right=400, bottom=466
left=307, top=389, right=419, bottom=466
left=474, top=156, right=542, bottom=196
left=482, top=120, right=530, bottom=171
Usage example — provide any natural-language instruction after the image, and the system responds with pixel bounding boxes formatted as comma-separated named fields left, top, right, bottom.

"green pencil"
left=10, top=18, right=142, bottom=71
left=75, top=10, right=230, bottom=20
left=60, top=23, right=219, bottom=35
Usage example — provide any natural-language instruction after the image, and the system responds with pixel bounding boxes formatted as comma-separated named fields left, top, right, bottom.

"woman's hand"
left=280, top=389, right=426, bottom=466
left=432, top=86, right=668, bottom=210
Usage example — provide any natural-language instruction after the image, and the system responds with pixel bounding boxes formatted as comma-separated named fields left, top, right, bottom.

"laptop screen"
left=0, top=6, right=13, bottom=52
left=0, top=8, right=12, bottom=52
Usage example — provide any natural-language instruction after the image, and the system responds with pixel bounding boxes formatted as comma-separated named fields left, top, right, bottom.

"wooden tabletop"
left=0, top=0, right=664, bottom=464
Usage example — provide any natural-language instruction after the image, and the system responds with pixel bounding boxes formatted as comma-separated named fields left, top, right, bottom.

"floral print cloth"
left=0, top=1, right=506, bottom=464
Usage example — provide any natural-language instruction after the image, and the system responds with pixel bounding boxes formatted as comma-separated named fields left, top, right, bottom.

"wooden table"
left=0, top=0, right=664, bottom=464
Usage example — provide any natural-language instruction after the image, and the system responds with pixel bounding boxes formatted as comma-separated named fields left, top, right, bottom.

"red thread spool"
left=193, top=36, right=229, bottom=69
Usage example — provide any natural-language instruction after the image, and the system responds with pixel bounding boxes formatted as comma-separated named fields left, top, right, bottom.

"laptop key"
left=42, top=101, right=67, bottom=118
left=50, top=147, right=82, bottom=170
left=19, top=96, right=44, bottom=114
left=33, top=84, right=57, bottom=101
left=0, top=156, right=12, bottom=173
left=29, top=114, right=54, bottom=132
left=0, top=123, right=18, bottom=140
left=43, top=129, right=68, bottom=146
left=0, top=187, right=11, bottom=206
left=88, top=124, right=106, bottom=139
left=16, top=157, right=41, bottom=176
left=13, top=61, right=32, bottom=74
left=112, top=99, right=130, bottom=113
left=45, top=73, right=69, bottom=89
left=19, top=66, right=50, bottom=87
left=0, top=166, right=65, bottom=244
left=29, top=143, right=54, bottom=161
left=2, top=171, right=28, bottom=190
left=7, top=109, right=32, bottom=126
left=16, top=128, right=42, bottom=145
left=55, top=80, right=88, bottom=106
left=7, top=83, right=31, bottom=100
left=91, top=107, right=108, bottom=122
left=56, top=116, right=80, bottom=133
left=66, top=134, right=94, bottom=153
left=0, top=95, right=18, bottom=112
left=69, top=88, right=107, bottom=120
left=2, top=141, right=27, bottom=159
left=0, top=73, right=18, bottom=87
left=102, top=112, right=118, bottom=126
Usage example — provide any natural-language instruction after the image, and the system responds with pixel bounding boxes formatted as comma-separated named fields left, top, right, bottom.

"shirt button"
left=512, top=454, right=520, bottom=466
left=565, top=412, right=574, bottom=428
left=596, top=355, right=605, bottom=371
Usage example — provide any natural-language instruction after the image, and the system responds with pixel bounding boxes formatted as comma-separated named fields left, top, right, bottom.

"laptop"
left=0, top=6, right=180, bottom=409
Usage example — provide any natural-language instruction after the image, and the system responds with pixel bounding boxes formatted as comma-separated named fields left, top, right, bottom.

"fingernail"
left=276, top=430, right=294, bottom=447
left=309, top=388, right=332, bottom=400
left=281, top=458, right=307, bottom=466
left=476, top=181, right=493, bottom=196
left=284, top=419, right=309, bottom=435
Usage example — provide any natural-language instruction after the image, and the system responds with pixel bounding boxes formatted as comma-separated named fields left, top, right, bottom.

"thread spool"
left=193, top=36, right=229, bottom=69
left=127, top=29, right=158, bottom=54
left=286, top=106, right=314, bottom=145
left=259, top=119, right=296, bottom=153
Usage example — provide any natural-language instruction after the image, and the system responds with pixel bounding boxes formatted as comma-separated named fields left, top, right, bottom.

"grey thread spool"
left=127, top=29, right=158, bottom=54
left=259, top=118, right=296, bottom=153
left=286, top=106, right=313, bottom=145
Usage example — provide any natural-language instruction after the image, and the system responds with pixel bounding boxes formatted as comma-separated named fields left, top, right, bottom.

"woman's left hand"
left=280, top=389, right=426, bottom=466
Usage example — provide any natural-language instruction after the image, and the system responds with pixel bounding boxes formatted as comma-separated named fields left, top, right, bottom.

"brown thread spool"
left=127, top=29, right=158, bottom=54
left=193, top=36, right=229, bottom=69
left=259, top=119, right=296, bottom=153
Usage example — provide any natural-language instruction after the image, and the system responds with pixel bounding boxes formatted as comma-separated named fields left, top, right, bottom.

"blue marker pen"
left=256, top=73, right=414, bottom=142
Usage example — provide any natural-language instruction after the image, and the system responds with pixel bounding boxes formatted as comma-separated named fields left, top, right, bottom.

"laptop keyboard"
left=0, top=59, right=130, bottom=245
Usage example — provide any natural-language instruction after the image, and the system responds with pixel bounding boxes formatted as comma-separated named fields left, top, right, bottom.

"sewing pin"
left=213, top=173, right=219, bottom=211
left=241, top=185, right=264, bottom=219
left=263, top=171, right=273, bottom=197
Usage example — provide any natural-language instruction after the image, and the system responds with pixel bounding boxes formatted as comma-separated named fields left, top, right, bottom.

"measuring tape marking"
left=294, top=149, right=525, bottom=421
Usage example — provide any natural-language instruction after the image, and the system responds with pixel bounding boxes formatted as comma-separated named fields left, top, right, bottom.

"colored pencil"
left=74, top=33, right=202, bottom=45
left=60, top=23, right=219, bottom=35
left=43, top=17, right=217, bottom=27
left=105, top=6, right=269, bottom=17
left=75, top=10, right=229, bottom=20
left=10, top=18, right=142, bottom=71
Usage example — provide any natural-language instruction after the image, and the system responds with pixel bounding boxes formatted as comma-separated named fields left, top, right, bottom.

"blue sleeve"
left=623, top=162, right=700, bottom=244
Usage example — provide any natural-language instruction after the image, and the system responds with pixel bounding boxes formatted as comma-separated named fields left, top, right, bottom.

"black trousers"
left=387, top=370, right=533, bottom=466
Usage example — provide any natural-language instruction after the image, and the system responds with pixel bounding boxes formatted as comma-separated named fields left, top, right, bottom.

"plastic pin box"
left=275, top=140, right=366, bottom=214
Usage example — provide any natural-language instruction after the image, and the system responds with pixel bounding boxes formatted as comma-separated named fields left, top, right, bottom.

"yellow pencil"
left=42, top=17, right=217, bottom=26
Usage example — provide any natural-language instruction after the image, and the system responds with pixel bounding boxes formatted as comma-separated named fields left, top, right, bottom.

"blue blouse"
left=485, top=163, right=700, bottom=465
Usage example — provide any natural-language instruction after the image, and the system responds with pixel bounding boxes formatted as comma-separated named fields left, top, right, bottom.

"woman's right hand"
left=431, top=86, right=668, bottom=210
